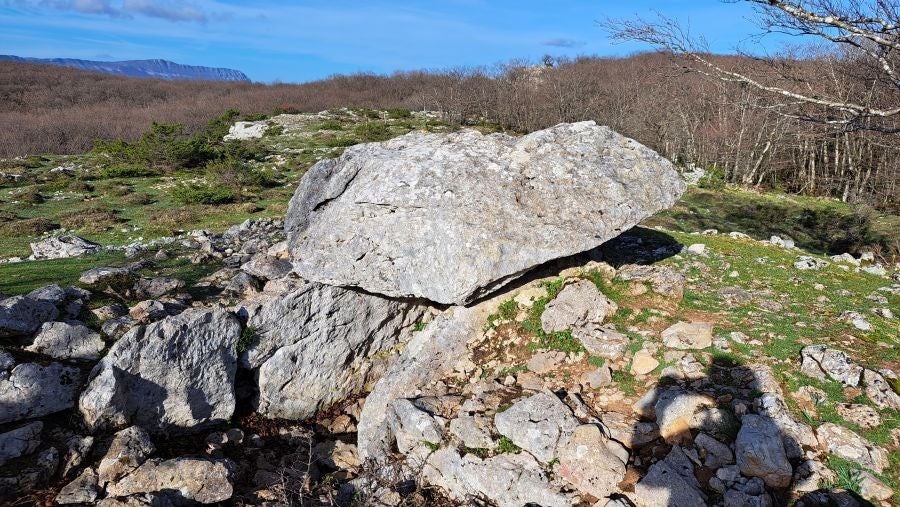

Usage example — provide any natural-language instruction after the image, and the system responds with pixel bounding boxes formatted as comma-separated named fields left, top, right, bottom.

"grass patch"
left=0, top=251, right=127, bottom=295
left=496, top=436, right=520, bottom=454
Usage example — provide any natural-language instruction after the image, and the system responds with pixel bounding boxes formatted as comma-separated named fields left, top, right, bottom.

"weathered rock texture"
left=26, top=321, right=105, bottom=360
left=357, top=304, right=488, bottom=461
left=286, top=122, right=685, bottom=304
left=0, top=362, right=80, bottom=423
left=236, top=278, right=426, bottom=420
left=79, top=309, right=241, bottom=433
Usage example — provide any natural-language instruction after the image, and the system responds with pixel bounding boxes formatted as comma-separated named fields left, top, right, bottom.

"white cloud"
left=122, top=0, right=206, bottom=23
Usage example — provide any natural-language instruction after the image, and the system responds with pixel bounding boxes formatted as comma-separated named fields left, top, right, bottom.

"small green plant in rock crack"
left=822, top=456, right=863, bottom=494
left=413, top=320, right=427, bottom=332
left=496, top=436, right=520, bottom=454
left=497, top=365, right=528, bottom=377
left=461, top=446, right=489, bottom=459
left=421, top=441, right=441, bottom=452
left=485, top=298, right=519, bottom=330
left=237, top=326, right=256, bottom=354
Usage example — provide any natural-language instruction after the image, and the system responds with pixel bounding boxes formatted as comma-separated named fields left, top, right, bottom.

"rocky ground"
left=0, top=115, right=897, bottom=507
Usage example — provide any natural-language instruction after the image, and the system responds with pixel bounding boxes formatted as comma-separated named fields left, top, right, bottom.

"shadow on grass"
left=647, top=189, right=891, bottom=257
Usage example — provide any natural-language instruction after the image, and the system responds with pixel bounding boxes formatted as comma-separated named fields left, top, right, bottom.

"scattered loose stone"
left=660, top=321, right=713, bottom=350
left=631, top=349, right=659, bottom=375
left=735, top=414, right=792, bottom=488
left=132, top=276, right=185, bottom=299
left=816, top=423, right=888, bottom=473
left=388, top=399, right=445, bottom=454
left=0, top=295, right=59, bottom=337
left=616, top=264, right=686, bottom=299
left=105, top=457, right=234, bottom=503
left=30, top=235, right=101, bottom=260
left=794, top=256, right=829, bottom=270
left=555, top=424, right=627, bottom=500
left=97, top=426, right=156, bottom=485
left=695, top=432, right=734, bottom=468
left=799, top=345, right=863, bottom=386
left=424, top=448, right=576, bottom=507
left=56, top=468, right=98, bottom=505
left=541, top=279, right=617, bottom=334
left=25, top=320, right=105, bottom=361
left=653, top=388, right=716, bottom=442
left=0, top=421, right=42, bottom=466
left=79, top=308, right=241, bottom=433
left=494, top=391, right=578, bottom=463
left=633, top=446, right=706, bottom=506
left=0, top=362, right=80, bottom=424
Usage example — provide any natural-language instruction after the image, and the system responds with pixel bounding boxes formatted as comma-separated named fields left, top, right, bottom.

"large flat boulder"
left=286, top=122, right=685, bottom=304
left=78, top=308, right=241, bottom=433
left=236, top=278, right=426, bottom=420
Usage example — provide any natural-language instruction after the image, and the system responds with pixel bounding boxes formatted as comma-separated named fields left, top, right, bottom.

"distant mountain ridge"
left=0, top=55, right=250, bottom=82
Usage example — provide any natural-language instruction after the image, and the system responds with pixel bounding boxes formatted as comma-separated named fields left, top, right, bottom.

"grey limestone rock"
left=287, top=122, right=685, bottom=304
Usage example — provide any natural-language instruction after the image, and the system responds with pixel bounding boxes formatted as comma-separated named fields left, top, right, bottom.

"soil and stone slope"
left=0, top=118, right=897, bottom=506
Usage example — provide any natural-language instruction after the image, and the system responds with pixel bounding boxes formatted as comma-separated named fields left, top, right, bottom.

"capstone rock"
left=287, top=122, right=685, bottom=304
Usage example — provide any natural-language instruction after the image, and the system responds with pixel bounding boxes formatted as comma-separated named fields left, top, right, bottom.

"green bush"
left=318, top=120, right=344, bottom=131
left=97, top=163, right=157, bottom=179
left=698, top=165, right=726, bottom=190
left=171, top=183, right=235, bottom=205
left=354, top=122, right=392, bottom=142
left=387, top=108, right=412, bottom=119
left=243, top=112, right=268, bottom=122
left=323, top=137, right=359, bottom=148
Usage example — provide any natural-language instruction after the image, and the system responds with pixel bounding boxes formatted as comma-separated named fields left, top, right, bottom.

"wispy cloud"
left=40, top=0, right=120, bottom=17
left=122, top=0, right=206, bottom=23
left=542, top=37, right=585, bottom=48
left=23, top=0, right=209, bottom=22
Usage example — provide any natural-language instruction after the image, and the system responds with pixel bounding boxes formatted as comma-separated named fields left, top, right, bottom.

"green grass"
left=0, top=252, right=127, bottom=295
left=496, top=436, right=521, bottom=454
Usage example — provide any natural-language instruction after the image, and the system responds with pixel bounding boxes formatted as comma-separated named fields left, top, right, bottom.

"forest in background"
left=1, top=53, right=897, bottom=210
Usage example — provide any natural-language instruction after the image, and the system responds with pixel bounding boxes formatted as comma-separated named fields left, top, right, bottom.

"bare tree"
left=603, top=0, right=900, bottom=133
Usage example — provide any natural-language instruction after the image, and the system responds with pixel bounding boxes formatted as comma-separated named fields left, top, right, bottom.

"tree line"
left=1, top=51, right=897, bottom=209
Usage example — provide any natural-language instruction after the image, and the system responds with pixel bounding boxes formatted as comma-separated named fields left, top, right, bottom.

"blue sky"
left=1, top=1, right=785, bottom=83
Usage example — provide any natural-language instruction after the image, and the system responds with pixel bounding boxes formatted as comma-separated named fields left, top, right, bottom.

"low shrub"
left=0, top=217, right=59, bottom=236
left=318, top=120, right=344, bottom=131
left=122, top=192, right=156, bottom=205
left=149, top=206, right=205, bottom=230
left=323, top=136, right=358, bottom=148
left=171, top=182, right=236, bottom=205
left=68, top=180, right=94, bottom=193
left=387, top=107, right=412, bottom=119
left=354, top=122, right=392, bottom=142
left=16, top=188, right=44, bottom=204
left=59, top=207, right=121, bottom=232
left=98, top=163, right=157, bottom=179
